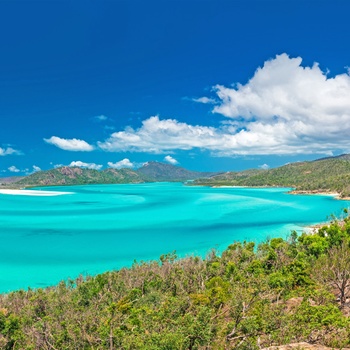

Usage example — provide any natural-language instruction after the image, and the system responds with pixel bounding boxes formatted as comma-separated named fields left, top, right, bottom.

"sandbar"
left=0, top=189, right=73, bottom=196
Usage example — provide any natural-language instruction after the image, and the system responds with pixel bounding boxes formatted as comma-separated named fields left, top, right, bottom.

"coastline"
left=208, top=185, right=350, bottom=201
left=289, top=189, right=350, bottom=201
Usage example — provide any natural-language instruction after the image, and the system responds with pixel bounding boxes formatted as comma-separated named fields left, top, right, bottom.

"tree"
left=314, top=241, right=350, bottom=307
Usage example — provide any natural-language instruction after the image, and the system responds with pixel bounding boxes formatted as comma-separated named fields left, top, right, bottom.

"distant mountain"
left=137, top=161, right=215, bottom=182
left=10, top=154, right=350, bottom=196
left=0, top=176, right=24, bottom=185
left=10, top=162, right=213, bottom=188
left=14, top=166, right=146, bottom=187
left=313, top=153, right=350, bottom=162
left=194, top=154, right=350, bottom=198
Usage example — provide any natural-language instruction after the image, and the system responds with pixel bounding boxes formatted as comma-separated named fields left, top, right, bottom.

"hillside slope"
left=15, top=166, right=146, bottom=187
left=137, top=161, right=213, bottom=181
left=194, top=155, right=350, bottom=197
left=12, top=162, right=212, bottom=187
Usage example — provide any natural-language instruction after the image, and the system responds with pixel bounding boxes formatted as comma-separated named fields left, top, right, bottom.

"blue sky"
left=1, top=0, right=350, bottom=174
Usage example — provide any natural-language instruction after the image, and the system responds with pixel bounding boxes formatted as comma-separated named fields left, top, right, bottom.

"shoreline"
left=208, top=185, right=350, bottom=201
left=289, top=190, right=350, bottom=201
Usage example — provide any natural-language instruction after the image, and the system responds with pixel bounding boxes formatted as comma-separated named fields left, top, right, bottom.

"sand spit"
left=0, top=189, right=73, bottom=196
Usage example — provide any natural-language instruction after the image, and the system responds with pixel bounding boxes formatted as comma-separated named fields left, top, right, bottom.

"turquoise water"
left=0, top=183, right=348, bottom=293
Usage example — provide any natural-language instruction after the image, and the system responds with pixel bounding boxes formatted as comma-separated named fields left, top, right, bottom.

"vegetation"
left=137, top=161, right=215, bottom=182
left=1, top=217, right=350, bottom=348
left=13, top=167, right=146, bottom=187
left=4, top=155, right=350, bottom=197
left=0, top=162, right=214, bottom=188
left=194, top=155, right=350, bottom=197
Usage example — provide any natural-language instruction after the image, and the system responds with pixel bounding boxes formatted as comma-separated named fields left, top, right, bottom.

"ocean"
left=0, top=183, right=348, bottom=293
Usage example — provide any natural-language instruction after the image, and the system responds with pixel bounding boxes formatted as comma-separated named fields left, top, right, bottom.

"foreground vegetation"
left=1, top=217, right=350, bottom=349
left=194, top=155, right=350, bottom=197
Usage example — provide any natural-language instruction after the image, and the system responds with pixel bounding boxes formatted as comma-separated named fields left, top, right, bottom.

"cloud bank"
left=44, top=136, right=94, bottom=152
left=97, top=54, right=350, bottom=156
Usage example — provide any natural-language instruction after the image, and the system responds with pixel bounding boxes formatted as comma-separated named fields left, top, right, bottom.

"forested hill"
left=5, top=155, right=350, bottom=194
left=14, top=166, right=146, bottom=187
left=7, top=162, right=213, bottom=187
left=137, top=161, right=215, bottom=181
left=194, top=154, right=350, bottom=197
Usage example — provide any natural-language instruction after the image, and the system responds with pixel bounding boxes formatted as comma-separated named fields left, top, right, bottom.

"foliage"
left=9, top=162, right=214, bottom=188
left=194, top=156, right=350, bottom=197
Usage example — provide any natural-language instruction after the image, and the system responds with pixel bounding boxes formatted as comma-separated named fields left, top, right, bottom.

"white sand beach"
left=0, top=189, right=73, bottom=196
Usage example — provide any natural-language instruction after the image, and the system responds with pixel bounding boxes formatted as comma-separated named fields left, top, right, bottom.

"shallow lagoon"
left=0, top=183, right=348, bottom=292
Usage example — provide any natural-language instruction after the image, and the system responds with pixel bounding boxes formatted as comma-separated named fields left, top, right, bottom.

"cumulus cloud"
left=69, top=161, right=102, bottom=170
left=96, top=115, right=305, bottom=156
left=164, top=155, right=179, bottom=165
left=98, top=116, right=221, bottom=154
left=213, top=53, right=350, bottom=123
left=0, top=147, right=22, bottom=156
left=98, top=54, right=350, bottom=156
left=44, top=136, right=94, bottom=151
left=33, top=165, right=41, bottom=172
left=211, top=53, right=350, bottom=151
left=107, top=158, right=134, bottom=169
left=97, top=54, right=350, bottom=156
left=8, top=166, right=20, bottom=173
left=259, top=164, right=270, bottom=170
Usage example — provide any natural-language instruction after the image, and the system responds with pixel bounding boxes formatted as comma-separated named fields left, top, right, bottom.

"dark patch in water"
left=73, top=201, right=99, bottom=205
left=193, top=219, right=297, bottom=232
left=26, top=229, right=73, bottom=237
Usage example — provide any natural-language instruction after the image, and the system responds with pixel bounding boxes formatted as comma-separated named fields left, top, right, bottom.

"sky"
left=1, top=0, right=350, bottom=175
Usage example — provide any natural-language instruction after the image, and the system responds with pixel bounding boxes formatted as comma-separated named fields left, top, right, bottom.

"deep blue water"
left=0, top=183, right=348, bottom=293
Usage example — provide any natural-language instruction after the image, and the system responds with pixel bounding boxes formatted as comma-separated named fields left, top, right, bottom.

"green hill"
left=8, top=155, right=350, bottom=196
left=137, top=161, right=214, bottom=182
left=11, top=162, right=213, bottom=188
left=15, top=166, right=146, bottom=187
left=194, top=155, right=350, bottom=197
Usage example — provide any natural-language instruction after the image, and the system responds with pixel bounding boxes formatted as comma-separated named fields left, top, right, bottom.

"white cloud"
left=211, top=54, right=350, bottom=151
left=192, top=97, right=217, bottom=104
left=0, top=147, right=21, bottom=156
left=164, top=155, right=179, bottom=165
left=259, top=164, right=270, bottom=170
left=96, top=115, right=304, bottom=156
left=53, top=164, right=64, bottom=169
left=8, top=166, right=20, bottom=173
left=97, top=54, right=350, bottom=156
left=33, top=165, right=41, bottom=172
left=69, top=161, right=102, bottom=170
left=107, top=158, right=134, bottom=169
left=94, top=115, right=108, bottom=121
left=98, top=116, right=221, bottom=154
left=213, top=53, right=350, bottom=124
left=44, top=136, right=94, bottom=152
